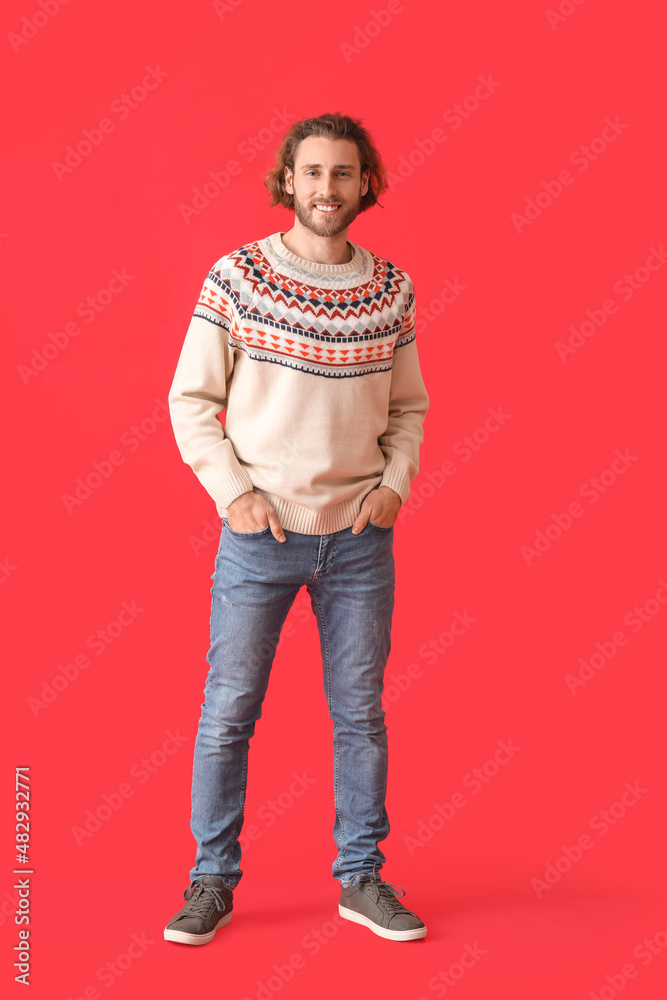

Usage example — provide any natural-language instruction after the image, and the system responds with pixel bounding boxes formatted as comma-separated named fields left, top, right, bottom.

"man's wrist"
left=227, top=489, right=254, bottom=510
left=377, top=485, right=402, bottom=504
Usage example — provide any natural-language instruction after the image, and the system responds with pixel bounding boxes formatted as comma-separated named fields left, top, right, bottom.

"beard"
left=292, top=186, right=363, bottom=238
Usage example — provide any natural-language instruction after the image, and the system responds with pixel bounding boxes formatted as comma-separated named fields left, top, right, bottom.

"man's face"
left=284, top=136, right=370, bottom=238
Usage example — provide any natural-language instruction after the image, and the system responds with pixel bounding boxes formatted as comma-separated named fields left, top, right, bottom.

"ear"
left=284, top=165, right=294, bottom=195
left=361, top=168, right=370, bottom=198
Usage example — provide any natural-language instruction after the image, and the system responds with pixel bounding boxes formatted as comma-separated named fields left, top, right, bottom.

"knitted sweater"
left=168, top=230, right=429, bottom=534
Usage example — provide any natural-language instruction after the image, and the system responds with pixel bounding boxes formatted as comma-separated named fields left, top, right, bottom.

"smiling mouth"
left=314, top=204, right=341, bottom=214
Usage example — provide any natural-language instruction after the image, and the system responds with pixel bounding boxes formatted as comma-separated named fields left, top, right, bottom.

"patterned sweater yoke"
left=200, top=231, right=417, bottom=379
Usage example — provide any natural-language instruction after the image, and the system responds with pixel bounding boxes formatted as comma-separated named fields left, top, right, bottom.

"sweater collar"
left=264, top=231, right=366, bottom=277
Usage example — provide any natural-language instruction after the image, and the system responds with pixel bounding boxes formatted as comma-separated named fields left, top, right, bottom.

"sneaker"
left=164, top=876, right=233, bottom=945
left=339, top=868, right=427, bottom=941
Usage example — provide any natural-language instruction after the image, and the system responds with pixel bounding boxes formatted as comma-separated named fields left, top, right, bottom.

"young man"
left=164, top=112, right=429, bottom=945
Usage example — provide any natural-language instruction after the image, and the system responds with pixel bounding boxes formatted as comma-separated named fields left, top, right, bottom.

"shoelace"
left=353, top=865, right=416, bottom=917
left=182, top=880, right=227, bottom=918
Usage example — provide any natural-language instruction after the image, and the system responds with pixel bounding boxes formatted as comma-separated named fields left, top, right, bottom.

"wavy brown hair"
left=264, top=111, right=388, bottom=213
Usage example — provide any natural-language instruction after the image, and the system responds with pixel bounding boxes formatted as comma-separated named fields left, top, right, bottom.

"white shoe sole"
left=339, top=903, right=427, bottom=941
left=164, top=910, right=232, bottom=945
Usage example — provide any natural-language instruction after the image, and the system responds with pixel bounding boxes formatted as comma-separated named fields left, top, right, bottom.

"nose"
left=319, top=173, right=338, bottom=199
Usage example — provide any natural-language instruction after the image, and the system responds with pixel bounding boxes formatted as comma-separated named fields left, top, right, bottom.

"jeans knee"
left=332, top=709, right=387, bottom=738
left=199, top=702, right=259, bottom=744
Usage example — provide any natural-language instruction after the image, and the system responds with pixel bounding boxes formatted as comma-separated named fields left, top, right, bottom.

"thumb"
left=267, top=509, right=286, bottom=543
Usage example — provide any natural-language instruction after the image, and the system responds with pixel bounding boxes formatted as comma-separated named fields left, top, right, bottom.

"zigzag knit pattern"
left=193, top=232, right=416, bottom=379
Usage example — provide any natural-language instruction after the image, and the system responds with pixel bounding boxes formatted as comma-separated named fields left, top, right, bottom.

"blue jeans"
left=188, top=517, right=395, bottom=889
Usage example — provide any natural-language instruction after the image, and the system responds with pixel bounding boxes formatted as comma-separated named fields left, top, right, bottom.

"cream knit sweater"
left=168, top=230, right=429, bottom=534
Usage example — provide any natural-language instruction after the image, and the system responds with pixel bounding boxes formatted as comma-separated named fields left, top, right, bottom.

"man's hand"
left=226, top=491, right=286, bottom=542
left=351, top=486, right=402, bottom=534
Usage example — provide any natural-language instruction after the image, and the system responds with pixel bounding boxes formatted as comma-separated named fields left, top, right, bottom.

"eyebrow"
left=299, top=163, right=357, bottom=170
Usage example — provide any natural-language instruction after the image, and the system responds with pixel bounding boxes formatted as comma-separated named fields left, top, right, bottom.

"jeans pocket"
left=368, top=521, right=394, bottom=532
left=222, top=517, right=271, bottom=536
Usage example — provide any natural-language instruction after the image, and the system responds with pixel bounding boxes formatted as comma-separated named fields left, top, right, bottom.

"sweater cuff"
left=205, top=466, right=255, bottom=509
left=379, top=465, right=411, bottom=505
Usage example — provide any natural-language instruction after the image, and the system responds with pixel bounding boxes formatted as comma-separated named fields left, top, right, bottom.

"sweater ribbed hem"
left=216, top=486, right=383, bottom=535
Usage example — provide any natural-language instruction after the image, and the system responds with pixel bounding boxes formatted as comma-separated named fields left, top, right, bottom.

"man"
left=164, top=112, right=430, bottom=945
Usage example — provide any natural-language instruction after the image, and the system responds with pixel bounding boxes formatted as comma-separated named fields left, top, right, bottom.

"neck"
left=280, top=223, right=353, bottom=265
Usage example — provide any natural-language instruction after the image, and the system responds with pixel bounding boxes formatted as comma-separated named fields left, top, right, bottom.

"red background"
left=2, top=1, right=666, bottom=997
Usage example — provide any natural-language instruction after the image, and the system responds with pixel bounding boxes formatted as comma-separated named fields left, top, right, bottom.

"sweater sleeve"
left=168, top=265, right=255, bottom=509
left=378, top=282, right=430, bottom=503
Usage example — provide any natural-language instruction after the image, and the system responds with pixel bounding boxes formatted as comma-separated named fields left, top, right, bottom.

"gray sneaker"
left=339, top=869, right=427, bottom=941
left=164, top=876, right=233, bottom=945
